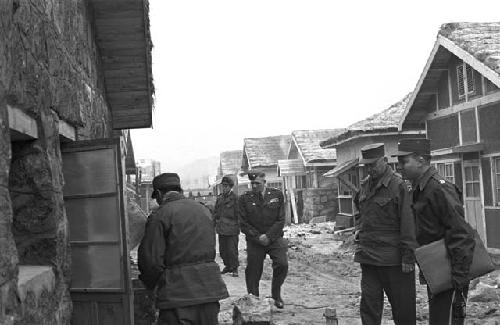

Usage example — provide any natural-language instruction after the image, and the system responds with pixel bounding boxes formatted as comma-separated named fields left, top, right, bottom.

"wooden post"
left=324, top=308, right=338, bottom=325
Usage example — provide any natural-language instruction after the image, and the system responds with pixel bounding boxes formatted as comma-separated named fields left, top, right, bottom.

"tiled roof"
left=243, top=135, right=291, bottom=169
left=320, top=94, right=412, bottom=148
left=291, top=129, right=345, bottom=163
left=219, top=150, right=243, bottom=176
left=440, top=23, right=500, bottom=76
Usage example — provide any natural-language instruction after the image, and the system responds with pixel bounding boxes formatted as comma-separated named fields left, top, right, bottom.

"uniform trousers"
left=360, top=264, right=416, bottom=325
left=427, top=286, right=469, bottom=325
left=218, top=234, right=239, bottom=270
left=245, top=237, right=288, bottom=299
left=157, top=302, right=220, bottom=325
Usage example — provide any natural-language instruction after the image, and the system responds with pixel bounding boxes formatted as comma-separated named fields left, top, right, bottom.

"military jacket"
left=214, top=191, right=240, bottom=236
left=238, top=187, right=285, bottom=244
left=412, top=166, right=475, bottom=288
left=354, top=166, right=416, bottom=266
left=138, top=192, right=229, bottom=309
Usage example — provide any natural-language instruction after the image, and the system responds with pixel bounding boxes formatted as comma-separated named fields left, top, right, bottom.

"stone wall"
left=1, top=0, right=113, bottom=323
left=301, top=188, right=338, bottom=223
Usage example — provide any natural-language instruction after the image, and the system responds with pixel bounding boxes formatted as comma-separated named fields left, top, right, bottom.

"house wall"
left=1, top=1, right=113, bottom=323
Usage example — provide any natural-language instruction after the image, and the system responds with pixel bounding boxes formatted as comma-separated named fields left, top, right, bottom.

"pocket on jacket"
left=374, top=197, right=392, bottom=207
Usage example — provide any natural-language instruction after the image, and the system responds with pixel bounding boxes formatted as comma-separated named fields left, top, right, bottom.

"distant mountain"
left=177, top=155, right=219, bottom=190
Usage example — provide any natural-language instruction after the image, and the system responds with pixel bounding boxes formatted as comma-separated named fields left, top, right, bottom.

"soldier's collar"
left=379, top=166, right=393, bottom=188
left=416, top=166, right=436, bottom=190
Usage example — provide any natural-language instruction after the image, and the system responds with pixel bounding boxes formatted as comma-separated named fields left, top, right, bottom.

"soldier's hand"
left=402, top=263, right=415, bottom=273
left=258, top=234, right=270, bottom=246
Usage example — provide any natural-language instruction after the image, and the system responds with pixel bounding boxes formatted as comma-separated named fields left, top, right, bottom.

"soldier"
left=353, top=143, right=417, bottom=325
left=214, top=175, right=240, bottom=277
left=238, top=171, right=288, bottom=309
left=393, top=138, right=475, bottom=325
left=138, top=173, right=229, bottom=325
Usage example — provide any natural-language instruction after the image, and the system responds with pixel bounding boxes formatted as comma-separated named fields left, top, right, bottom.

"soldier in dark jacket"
left=353, top=143, right=417, bottom=325
left=394, top=138, right=475, bottom=325
left=239, top=171, right=288, bottom=309
left=138, top=173, right=229, bottom=325
left=214, top=175, right=240, bottom=276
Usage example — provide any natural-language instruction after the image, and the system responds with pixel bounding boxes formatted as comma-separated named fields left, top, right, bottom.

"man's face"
left=364, top=157, right=386, bottom=179
left=250, top=177, right=266, bottom=193
left=397, top=154, right=421, bottom=181
left=221, top=183, right=232, bottom=194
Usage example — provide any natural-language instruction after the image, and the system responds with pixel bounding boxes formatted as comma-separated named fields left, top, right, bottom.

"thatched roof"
left=243, top=135, right=291, bottom=169
left=219, top=150, right=243, bottom=176
left=401, top=23, right=500, bottom=129
left=291, top=129, right=345, bottom=164
left=320, top=94, right=412, bottom=148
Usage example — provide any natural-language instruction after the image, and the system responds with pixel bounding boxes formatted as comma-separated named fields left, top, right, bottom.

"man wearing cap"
left=214, top=175, right=240, bottom=277
left=354, top=143, right=417, bottom=325
left=394, top=138, right=475, bottom=325
left=138, top=173, right=229, bottom=325
left=238, top=171, right=288, bottom=309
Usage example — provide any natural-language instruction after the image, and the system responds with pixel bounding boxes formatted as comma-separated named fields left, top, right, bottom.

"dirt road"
left=218, top=223, right=500, bottom=325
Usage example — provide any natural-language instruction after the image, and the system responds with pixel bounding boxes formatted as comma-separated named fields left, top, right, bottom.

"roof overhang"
left=400, top=35, right=500, bottom=130
left=277, top=159, right=306, bottom=177
left=90, top=0, right=154, bottom=130
left=323, top=158, right=359, bottom=178
left=321, top=130, right=426, bottom=149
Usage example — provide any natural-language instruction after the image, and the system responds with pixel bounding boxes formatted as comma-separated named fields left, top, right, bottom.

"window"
left=267, top=182, right=282, bottom=189
left=494, top=158, right=500, bottom=205
left=434, top=162, right=455, bottom=184
left=337, top=169, right=359, bottom=216
left=295, top=175, right=307, bottom=189
left=464, top=165, right=481, bottom=198
left=457, top=63, right=475, bottom=98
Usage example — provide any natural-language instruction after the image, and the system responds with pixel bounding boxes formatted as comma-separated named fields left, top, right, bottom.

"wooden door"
left=463, top=163, right=486, bottom=243
left=62, top=139, right=133, bottom=325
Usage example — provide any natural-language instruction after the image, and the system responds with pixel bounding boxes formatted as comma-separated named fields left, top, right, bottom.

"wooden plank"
left=7, top=105, right=38, bottom=139
left=290, top=190, right=299, bottom=224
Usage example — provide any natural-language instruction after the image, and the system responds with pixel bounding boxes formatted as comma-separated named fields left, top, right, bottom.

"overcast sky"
left=131, top=0, right=500, bottom=171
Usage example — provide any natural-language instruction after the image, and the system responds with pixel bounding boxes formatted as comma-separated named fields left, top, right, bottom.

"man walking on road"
left=394, top=138, right=475, bottom=325
left=354, top=143, right=417, bottom=325
left=239, top=171, right=288, bottom=309
left=138, top=173, right=229, bottom=325
left=214, top=175, right=240, bottom=277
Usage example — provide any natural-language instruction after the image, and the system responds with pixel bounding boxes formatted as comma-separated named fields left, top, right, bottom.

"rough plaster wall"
left=0, top=0, right=114, bottom=323
left=0, top=102, right=20, bottom=324
left=0, top=1, right=21, bottom=322
left=8, top=0, right=111, bottom=139
left=9, top=110, right=72, bottom=324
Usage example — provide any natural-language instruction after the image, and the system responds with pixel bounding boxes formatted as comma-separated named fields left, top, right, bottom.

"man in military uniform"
left=394, top=138, right=475, bottom=325
left=238, top=171, right=288, bottom=309
left=214, top=175, right=240, bottom=277
left=138, top=173, right=229, bottom=325
left=353, top=143, right=417, bottom=325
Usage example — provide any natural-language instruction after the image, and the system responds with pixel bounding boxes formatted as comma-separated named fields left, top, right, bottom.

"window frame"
left=433, top=162, right=455, bottom=184
left=457, top=62, right=476, bottom=100
left=493, top=157, right=500, bottom=206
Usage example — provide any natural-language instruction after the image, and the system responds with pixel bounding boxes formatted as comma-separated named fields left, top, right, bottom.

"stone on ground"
left=232, top=294, right=273, bottom=325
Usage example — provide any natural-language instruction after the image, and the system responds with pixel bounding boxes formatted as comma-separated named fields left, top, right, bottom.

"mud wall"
left=1, top=0, right=113, bottom=323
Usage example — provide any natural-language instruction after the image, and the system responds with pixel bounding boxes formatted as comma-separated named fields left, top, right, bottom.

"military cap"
left=151, top=173, right=180, bottom=198
left=221, top=175, right=234, bottom=187
left=359, top=143, right=385, bottom=164
left=391, top=138, right=430, bottom=157
left=247, top=170, right=266, bottom=181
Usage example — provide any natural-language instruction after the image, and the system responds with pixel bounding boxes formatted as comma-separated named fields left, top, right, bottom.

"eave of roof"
left=90, top=0, right=154, bottom=130
left=400, top=23, right=500, bottom=130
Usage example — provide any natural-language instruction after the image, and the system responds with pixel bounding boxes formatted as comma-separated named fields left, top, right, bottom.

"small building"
left=321, top=94, right=425, bottom=229
left=278, top=129, right=345, bottom=223
left=241, top=135, right=292, bottom=191
left=399, top=23, right=500, bottom=251
left=213, top=150, right=247, bottom=195
left=137, top=158, right=162, bottom=213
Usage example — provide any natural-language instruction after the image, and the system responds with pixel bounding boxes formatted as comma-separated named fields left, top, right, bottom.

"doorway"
left=463, top=162, right=486, bottom=242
